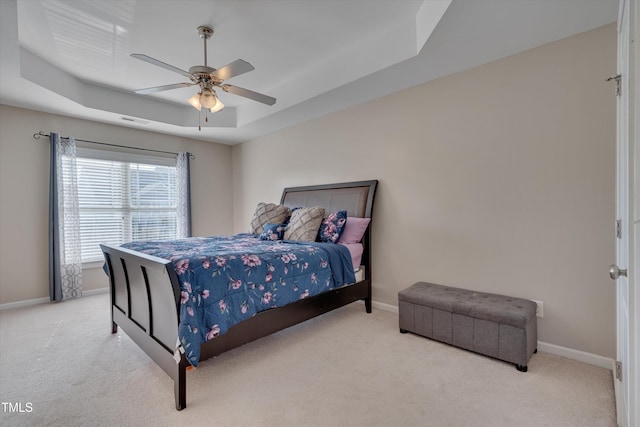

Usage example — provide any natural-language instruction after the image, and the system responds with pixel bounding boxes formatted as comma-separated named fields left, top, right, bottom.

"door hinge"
left=615, top=361, right=622, bottom=381
left=616, top=219, right=622, bottom=239
left=607, top=74, right=622, bottom=96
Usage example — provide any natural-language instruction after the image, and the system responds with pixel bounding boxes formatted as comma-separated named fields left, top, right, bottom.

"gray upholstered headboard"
left=280, top=180, right=377, bottom=219
left=280, top=180, right=378, bottom=276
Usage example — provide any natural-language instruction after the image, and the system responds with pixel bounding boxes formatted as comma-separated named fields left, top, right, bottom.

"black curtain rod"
left=33, top=131, right=194, bottom=159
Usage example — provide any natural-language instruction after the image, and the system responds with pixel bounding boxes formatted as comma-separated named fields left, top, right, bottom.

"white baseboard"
left=0, top=287, right=108, bottom=311
left=372, top=300, right=399, bottom=314
left=78, top=287, right=109, bottom=297
left=354, top=299, right=399, bottom=313
left=0, top=296, right=50, bottom=311
left=372, top=301, right=613, bottom=371
left=536, top=341, right=613, bottom=370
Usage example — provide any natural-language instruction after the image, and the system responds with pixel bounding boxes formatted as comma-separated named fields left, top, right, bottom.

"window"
left=75, top=148, right=179, bottom=262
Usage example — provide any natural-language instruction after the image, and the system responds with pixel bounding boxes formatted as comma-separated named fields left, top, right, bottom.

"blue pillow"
left=317, top=210, right=347, bottom=243
left=259, top=223, right=286, bottom=241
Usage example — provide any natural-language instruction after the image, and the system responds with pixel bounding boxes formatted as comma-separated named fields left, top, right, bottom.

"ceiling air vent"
left=120, top=116, right=149, bottom=124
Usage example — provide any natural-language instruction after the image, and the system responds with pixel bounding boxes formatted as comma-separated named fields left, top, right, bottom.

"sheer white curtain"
left=49, top=133, right=82, bottom=301
left=176, top=152, right=192, bottom=238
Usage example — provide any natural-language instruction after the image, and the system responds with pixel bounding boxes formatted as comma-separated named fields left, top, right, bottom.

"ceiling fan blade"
left=135, top=82, right=194, bottom=95
left=211, top=59, right=255, bottom=81
left=131, top=53, right=192, bottom=78
left=221, top=84, right=276, bottom=106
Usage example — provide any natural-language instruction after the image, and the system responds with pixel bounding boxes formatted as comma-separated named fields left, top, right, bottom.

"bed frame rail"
left=198, top=278, right=370, bottom=361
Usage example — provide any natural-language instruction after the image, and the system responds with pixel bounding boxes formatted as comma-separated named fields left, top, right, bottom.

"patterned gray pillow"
left=249, top=203, right=291, bottom=234
left=284, top=206, right=326, bottom=241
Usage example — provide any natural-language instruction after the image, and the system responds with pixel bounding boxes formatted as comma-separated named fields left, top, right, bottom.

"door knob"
left=609, top=264, right=628, bottom=280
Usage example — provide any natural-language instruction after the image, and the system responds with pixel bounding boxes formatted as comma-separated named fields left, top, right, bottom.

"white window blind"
left=75, top=149, right=178, bottom=262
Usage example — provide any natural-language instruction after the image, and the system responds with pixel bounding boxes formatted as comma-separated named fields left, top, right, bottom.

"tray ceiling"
left=0, top=0, right=617, bottom=144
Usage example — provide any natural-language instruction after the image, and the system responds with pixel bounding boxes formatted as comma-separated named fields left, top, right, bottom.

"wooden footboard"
left=101, top=243, right=189, bottom=410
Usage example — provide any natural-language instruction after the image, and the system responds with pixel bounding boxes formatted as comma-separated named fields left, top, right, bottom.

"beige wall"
left=0, top=24, right=617, bottom=358
left=0, top=106, right=233, bottom=304
left=232, top=24, right=617, bottom=358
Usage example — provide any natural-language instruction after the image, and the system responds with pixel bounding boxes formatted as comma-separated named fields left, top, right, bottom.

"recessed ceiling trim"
left=19, top=46, right=238, bottom=128
left=416, top=0, right=452, bottom=53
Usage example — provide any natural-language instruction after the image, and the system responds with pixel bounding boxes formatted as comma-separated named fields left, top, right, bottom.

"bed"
left=100, top=180, right=377, bottom=410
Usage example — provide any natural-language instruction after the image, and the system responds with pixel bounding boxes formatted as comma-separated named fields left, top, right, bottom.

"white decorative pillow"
left=284, top=206, right=326, bottom=242
left=249, top=203, right=291, bottom=235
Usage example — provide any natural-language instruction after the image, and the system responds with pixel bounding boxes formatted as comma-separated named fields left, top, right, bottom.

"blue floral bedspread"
left=121, top=234, right=355, bottom=366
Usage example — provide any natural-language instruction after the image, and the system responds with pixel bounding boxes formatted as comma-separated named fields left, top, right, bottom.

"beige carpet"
left=0, top=293, right=616, bottom=427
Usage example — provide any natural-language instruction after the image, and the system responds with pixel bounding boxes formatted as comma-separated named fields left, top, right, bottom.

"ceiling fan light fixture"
left=199, top=87, right=218, bottom=109
left=189, top=88, right=225, bottom=114
left=188, top=93, right=202, bottom=111
left=209, top=97, right=224, bottom=113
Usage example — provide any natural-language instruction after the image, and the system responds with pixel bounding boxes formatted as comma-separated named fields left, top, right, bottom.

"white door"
left=611, top=1, right=630, bottom=426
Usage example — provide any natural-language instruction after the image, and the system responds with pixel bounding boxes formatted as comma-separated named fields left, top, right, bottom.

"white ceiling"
left=0, top=0, right=618, bottom=145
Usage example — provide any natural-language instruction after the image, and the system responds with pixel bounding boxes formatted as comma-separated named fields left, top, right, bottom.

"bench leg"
left=399, top=328, right=408, bottom=334
left=516, top=364, right=528, bottom=372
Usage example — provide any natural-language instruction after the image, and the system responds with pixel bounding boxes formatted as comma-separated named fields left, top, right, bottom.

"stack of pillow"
left=249, top=202, right=370, bottom=245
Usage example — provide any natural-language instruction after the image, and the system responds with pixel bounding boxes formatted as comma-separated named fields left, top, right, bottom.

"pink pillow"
left=339, top=243, right=364, bottom=268
left=337, top=217, right=371, bottom=244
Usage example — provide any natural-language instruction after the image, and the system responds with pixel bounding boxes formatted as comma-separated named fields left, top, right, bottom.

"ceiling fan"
left=131, top=25, right=276, bottom=119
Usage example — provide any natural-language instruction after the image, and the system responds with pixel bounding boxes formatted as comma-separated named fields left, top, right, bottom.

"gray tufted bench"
left=398, top=282, right=537, bottom=371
